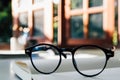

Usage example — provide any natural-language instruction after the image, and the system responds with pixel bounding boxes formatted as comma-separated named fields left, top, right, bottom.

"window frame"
left=58, top=0, right=115, bottom=47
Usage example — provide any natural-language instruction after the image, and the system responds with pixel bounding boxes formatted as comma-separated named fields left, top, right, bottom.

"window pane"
left=18, top=0, right=29, bottom=8
left=88, top=13, right=105, bottom=38
left=89, top=0, right=103, bottom=7
left=71, top=0, right=83, bottom=9
left=33, top=10, right=44, bottom=37
left=19, top=12, right=28, bottom=28
left=34, top=0, right=43, bottom=4
left=70, top=15, right=84, bottom=38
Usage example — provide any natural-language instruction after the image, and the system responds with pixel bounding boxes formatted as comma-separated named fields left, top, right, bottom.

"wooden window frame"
left=58, top=0, right=115, bottom=47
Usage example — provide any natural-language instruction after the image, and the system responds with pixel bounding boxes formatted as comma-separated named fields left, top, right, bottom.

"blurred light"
left=53, top=0, right=59, bottom=4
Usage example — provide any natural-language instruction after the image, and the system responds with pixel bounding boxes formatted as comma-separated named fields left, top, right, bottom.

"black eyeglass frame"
left=25, top=43, right=115, bottom=77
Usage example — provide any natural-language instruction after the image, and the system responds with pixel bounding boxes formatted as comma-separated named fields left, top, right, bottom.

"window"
left=88, top=13, right=104, bottom=38
left=89, top=0, right=103, bottom=7
left=12, top=0, right=53, bottom=47
left=33, top=9, right=44, bottom=37
left=71, top=0, right=83, bottom=9
left=70, top=15, right=84, bottom=38
left=33, top=0, right=43, bottom=4
left=19, top=12, right=28, bottom=28
left=59, top=0, right=115, bottom=47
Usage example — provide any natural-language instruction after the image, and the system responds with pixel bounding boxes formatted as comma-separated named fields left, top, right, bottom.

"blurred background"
left=0, top=0, right=12, bottom=50
left=0, top=0, right=119, bottom=51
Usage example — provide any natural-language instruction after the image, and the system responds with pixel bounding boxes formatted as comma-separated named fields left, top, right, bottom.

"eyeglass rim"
left=25, top=44, right=62, bottom=74
left=72, top=45, right=114, bottom=77
left=25, top=43, right=114, bottom=77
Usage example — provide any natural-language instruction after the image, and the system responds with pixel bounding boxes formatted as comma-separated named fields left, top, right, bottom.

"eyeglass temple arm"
left=31, top=47, right=51, bottom=52
left=111, top=46, right=116, bottom=57
left=25, top=46, right=51, bottom=55
left=106, top=46, right=116, bottom=58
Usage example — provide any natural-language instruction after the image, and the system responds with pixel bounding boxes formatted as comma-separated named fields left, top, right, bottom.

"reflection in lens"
left=31, top=45, right=60, bottom=74
left=74, top=46, right=106, bottom=76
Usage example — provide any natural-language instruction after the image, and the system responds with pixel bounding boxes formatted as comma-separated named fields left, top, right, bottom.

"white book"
left=12, top=56, right=120, bottom=80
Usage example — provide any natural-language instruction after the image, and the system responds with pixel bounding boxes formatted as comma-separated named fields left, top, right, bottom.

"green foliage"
left=113, top=30, right=118, bottom=46
left=0, top=1, right=12, bottom=43
left=53, top=3, right=58, bottom=44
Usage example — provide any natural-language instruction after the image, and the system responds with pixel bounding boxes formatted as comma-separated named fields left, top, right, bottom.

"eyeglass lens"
left=31, top=45, right=61, bottom=73
left=74, top=46, right=106, bottom=76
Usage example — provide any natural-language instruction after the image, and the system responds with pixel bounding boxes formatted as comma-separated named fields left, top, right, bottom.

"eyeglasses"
left=25, top=43, right=115, bottom=77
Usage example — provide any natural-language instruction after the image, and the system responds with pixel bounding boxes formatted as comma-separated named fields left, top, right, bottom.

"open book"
left=12, top=56, right=120, bottom=80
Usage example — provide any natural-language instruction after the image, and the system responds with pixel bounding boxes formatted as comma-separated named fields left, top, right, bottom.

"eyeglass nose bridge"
left=60, top=48, right=73, bottom=59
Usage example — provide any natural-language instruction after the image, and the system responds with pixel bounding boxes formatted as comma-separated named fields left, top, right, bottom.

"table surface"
left=0, top=55, right=29, bottom=80
left=0, top=50, right=120, bottom=80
